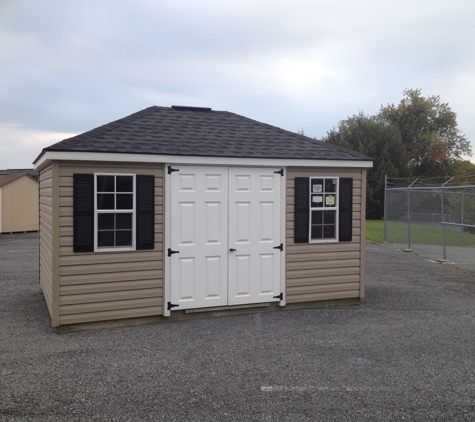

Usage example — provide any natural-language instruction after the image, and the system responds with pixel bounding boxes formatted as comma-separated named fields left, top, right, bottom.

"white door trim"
left=279, top=170, right=286, bottom=306
left=0, top=188, right=2, bottom=233
left=164, top=165, right=172, bottom=316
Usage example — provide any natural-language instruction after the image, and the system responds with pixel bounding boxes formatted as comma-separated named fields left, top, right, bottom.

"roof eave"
left=33, top=150, right=373, bottom=170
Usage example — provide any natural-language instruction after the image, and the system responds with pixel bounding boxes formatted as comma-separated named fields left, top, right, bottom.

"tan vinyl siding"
left=39, top=163, right=54, bottom=319
left=285, top=167, right=365, bottom=304
left=57, top=161, right=164, bottom=325
left=0, top=175, right=39, bottom=233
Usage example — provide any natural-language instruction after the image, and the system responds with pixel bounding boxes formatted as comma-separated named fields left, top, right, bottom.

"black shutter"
left=73, top=174, right=94, bottom=252
left=136, top=175, right=155, bottom=250
left=294, top=177, right=310, bottom=243
left=339, top=178, right=353, bottom=242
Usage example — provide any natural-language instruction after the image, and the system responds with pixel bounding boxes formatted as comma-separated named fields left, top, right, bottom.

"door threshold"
left=184, top=302, right=271, bottom=314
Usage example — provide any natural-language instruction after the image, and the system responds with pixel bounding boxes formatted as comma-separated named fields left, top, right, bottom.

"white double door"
left=170, top=166, right=282, bottom=310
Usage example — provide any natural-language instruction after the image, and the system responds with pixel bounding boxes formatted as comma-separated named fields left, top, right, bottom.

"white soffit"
left=34, top=151, right=373, bottom=170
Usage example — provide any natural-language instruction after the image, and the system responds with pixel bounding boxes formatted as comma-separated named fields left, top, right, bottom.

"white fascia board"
left=34, top=151, right=373, bottom=170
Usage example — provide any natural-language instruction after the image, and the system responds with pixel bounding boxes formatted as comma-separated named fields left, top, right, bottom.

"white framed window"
left=309, top=177, right=339, bottom=242
left=94, top=173, right=136, bottom=251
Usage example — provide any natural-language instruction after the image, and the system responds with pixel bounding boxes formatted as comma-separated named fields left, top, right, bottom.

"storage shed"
left=33, top=106, right=372, bottom=330
left=0, top=173, right=39, bottom=233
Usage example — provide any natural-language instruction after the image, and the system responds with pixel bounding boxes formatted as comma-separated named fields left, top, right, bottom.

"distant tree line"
left=323, top=89, right=474, bottom=219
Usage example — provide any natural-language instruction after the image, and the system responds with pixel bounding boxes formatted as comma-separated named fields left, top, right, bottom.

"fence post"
left=461, top=189, right=465, bottom=245
left=440, top=177, right=454, bottom=260
left=441, top=187, right=446, bottom=260
left=406, top=178, right=418, bottom=249
left=384, top=175, right=388, bottom=242
left=407, top=187, right=411, bottom=249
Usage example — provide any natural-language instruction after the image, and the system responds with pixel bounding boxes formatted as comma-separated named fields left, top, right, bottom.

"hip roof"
left=37, top=106, right=372, bottom=162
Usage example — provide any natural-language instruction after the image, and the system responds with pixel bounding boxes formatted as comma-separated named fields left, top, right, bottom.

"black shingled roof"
left=38, top=106, right=372, bottom=162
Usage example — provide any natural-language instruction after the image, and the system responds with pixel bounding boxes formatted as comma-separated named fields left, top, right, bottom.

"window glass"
left=323, top=210, right=335, bottom=224
left=117, top=176, right=133, bottom=192
left=325, top=178, right=337, bottom=193
left=98, top=213, right=114, bottom=230
left=116, top=213, right=132, bottom=230
left=116, top=230, right=132, bottom=246
left=325, top=194, right=336, bottom=207
left=311, top=194, right=324, bottom=207
left=97, top=175, right=115, bottom=192
left=311, top=225, right=322, bottom=239
left=311, top=179, right=324, bottom=193
left=116, top=194, right=133, bottom=210
left=324, top=225, right=335, bottom=239
left=97, top=193, right=114, bottom=210
left=312, top=210, right=322, bottom=224
left=98, top=231, right=114, bottom=247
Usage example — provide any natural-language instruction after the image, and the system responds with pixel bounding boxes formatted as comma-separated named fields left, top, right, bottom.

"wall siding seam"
left=60, top=270, right=164, bottom=286
left=59, top=306, right=163, bottom=325
left=59, top=288, right=163, bottom=306
left=286, top=290, right=360, bottom=303
left=59, top=297, right=162, bottom=315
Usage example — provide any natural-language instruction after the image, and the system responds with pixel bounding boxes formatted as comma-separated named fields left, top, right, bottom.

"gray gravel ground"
left=393, top=243, right=475, bottom=271
left=1, top=233, right=475, bottom=421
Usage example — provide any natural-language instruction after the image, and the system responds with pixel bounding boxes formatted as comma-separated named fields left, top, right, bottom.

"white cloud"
left=0, top=124, right=76, bottom=169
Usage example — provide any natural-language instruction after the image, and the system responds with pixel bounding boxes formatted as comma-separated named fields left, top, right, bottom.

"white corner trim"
left=34, top=151, right=373, bottom=170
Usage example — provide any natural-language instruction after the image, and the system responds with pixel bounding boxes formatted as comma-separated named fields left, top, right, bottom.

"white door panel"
left=228, top=168, right=281, bottom=305
left=170, top=166, right=228, bottom=309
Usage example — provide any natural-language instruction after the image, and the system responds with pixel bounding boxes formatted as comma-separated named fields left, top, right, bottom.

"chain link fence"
left=384, top=175, right=475, bottom=260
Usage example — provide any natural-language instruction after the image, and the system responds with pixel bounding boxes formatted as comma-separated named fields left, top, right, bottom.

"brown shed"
left=0, top=173, right=39, bottom=233
left=33, top=106, right=372, bottom=330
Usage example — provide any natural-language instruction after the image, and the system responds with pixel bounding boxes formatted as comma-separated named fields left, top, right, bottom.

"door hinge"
left=168, top=166, right=180, bottom=174
left=168, top=248, right=180, bottom=257
left=273, top=243, right=283, bottom=251
left=274, top=169, right=284, bottom=176
left=273, top=293, right=283, bottom=301
left=167, top=302, right=179, bottom=310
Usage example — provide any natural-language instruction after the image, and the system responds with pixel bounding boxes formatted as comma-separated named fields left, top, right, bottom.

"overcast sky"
left=1, top=0, right=474, bottom=169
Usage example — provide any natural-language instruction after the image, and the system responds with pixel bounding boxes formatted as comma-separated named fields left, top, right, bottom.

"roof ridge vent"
left=171, top=105, right=212, bottom=112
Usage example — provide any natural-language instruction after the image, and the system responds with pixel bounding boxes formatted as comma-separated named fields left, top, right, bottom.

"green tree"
left=324, top=89, right=472, bottom=218
left=378, top=89, right=471, bottom=177
left=449, top=160, right=475, bottom=182
left=325, top=112, right=407, bottom=219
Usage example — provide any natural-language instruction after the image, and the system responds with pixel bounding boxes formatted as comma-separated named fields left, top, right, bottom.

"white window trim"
left=94, top=173, right=136, bottom=252
left=309, top=176, right=339, bottom=244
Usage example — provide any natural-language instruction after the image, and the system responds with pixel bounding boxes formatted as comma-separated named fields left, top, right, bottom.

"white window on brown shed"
left=73, top=173, right=155, bottom=252
left=96, top=174, right=135, bottom=250
left=294, top=177, right=353, bottom=244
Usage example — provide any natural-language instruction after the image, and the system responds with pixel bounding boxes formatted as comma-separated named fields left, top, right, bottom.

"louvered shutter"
left=73, top=174, right=94, bottom=252
left=294, top=177, right=310, bottom=243
left=136, top=175, right=155, bottom=250
left=338, top=178, right=353, bottom=242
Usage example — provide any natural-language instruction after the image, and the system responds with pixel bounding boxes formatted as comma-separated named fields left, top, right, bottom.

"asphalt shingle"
left=40, top=106, right=372, bottom=162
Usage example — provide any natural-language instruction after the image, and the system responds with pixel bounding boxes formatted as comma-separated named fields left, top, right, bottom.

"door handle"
left=229, top=248, right=236, bottom=252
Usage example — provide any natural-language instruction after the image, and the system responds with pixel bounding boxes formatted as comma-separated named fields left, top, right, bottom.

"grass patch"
left=365, top=220, right=384, bottom=243
left=365, top=220, right=475, bottom=246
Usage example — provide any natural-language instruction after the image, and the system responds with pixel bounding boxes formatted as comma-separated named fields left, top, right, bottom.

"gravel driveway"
left=1, top=233, right=475, bottom=421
